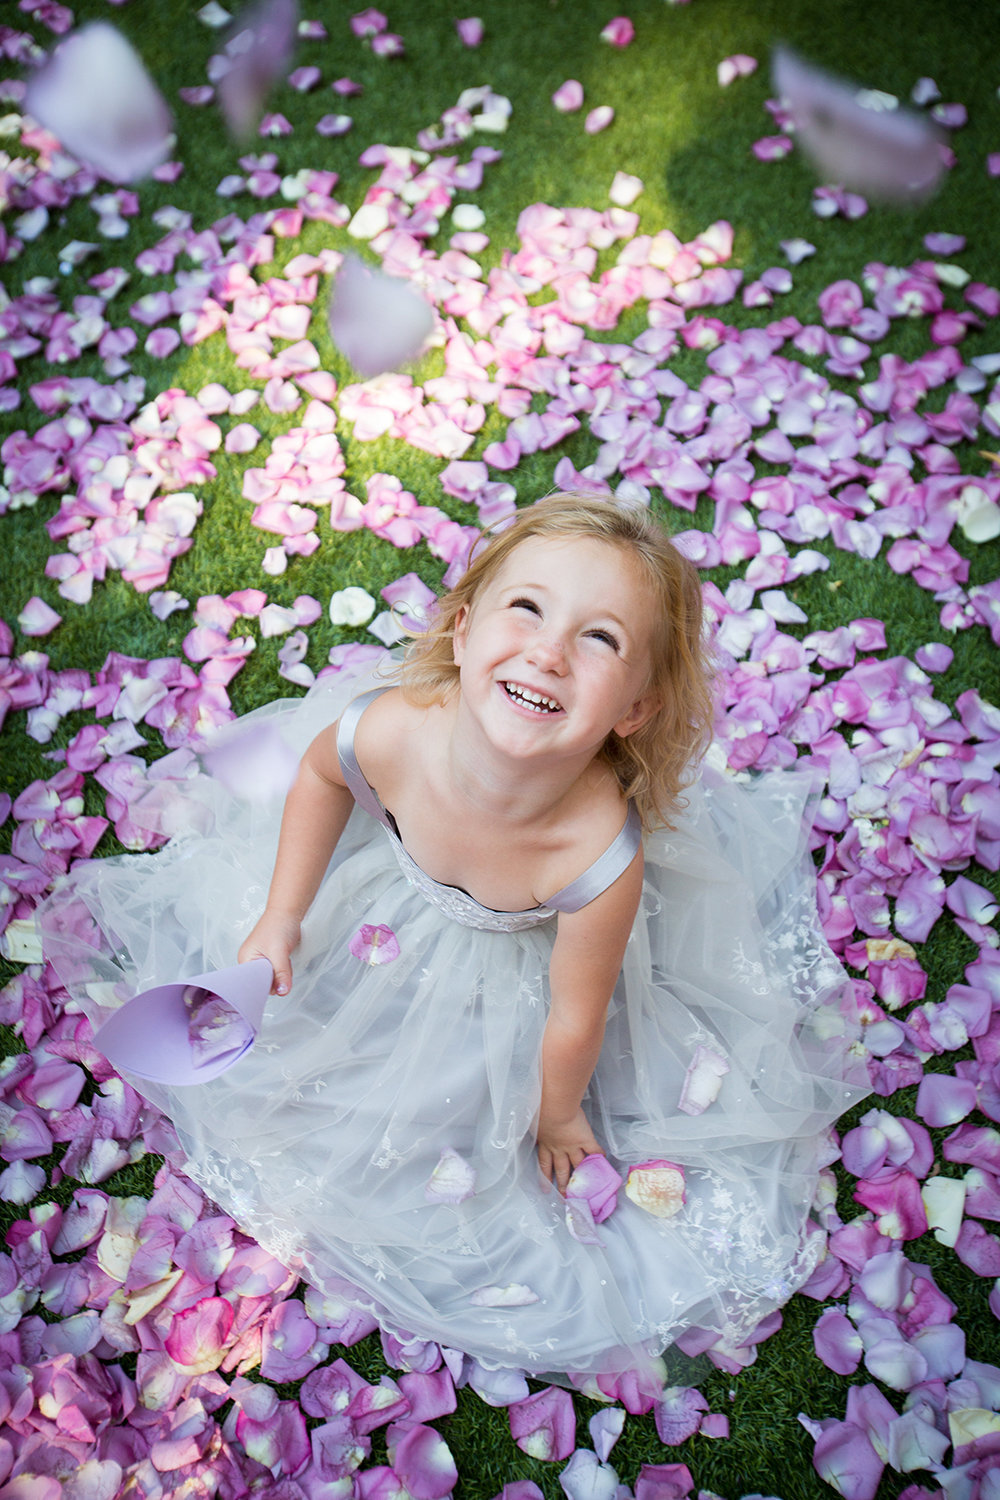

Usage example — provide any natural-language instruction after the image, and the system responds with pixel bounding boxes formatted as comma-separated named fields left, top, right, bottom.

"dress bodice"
left=336, top=688, right=642, bottom=932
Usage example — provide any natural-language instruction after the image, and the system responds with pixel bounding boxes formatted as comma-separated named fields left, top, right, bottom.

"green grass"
left=1, top=1, right=999, bottom=1497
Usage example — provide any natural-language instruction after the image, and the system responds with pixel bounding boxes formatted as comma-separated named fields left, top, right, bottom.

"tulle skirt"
left=39, top=659, right=869, bottom=1384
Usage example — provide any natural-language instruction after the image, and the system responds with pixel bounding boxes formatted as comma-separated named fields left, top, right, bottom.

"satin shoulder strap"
left=335, top=687, right=393, bottom=828
left=543, top=801, right=643, bottom=913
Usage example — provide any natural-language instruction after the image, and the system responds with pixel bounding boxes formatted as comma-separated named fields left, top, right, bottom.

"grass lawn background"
left=1, top=1, right=999, bottom=1497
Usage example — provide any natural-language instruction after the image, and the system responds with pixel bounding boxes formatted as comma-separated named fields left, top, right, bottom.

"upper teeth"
left=506, top=683, right=561, bottom=712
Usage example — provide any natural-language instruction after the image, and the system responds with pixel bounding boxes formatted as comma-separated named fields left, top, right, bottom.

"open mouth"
left=502, top=682, right=563, bottom=714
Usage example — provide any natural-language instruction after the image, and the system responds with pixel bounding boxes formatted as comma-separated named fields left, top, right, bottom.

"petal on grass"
left=508, top=1386, right=576, bottom=1461
left=811, top=1419, right=884, bottom=1500
left=17, top=598, right=62, bottom=637
left=552, top=80, right=584, bottom=113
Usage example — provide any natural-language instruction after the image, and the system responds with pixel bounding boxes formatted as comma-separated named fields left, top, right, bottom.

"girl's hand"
left=238, top=910, right=301, bottom=996
left=536, top=1108, right=605, bottom=1196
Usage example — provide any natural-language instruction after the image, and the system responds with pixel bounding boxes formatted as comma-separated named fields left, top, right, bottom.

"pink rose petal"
left=718, top=54, right=757, bottom=86
left=509, top=1387, right=576, bottom=1461
left=600, top=18, right=634, bottom=47
left=455, top=17, right=483, bottom=47
left=552, top=80, right=584, bottom=113
left=348, top=923, right=400, bottom=965
left=565, top=1153, right=622, bottom=1224
left=585, top=105, right=615, bottom=135
left=17, top=597, right=62, bottom=637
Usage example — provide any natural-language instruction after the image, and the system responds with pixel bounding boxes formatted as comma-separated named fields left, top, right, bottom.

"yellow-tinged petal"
left=948, top=1408, right=1000, bottom=1447
left=921, top=1175, right=966, bottom=1248
left=124, top=1268, right=185, bottom=1324
left=625, top=1161, right=686, bottom=1218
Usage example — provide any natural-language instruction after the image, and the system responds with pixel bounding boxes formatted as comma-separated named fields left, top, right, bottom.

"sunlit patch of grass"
left=1, top=1, right=998, bottom=1496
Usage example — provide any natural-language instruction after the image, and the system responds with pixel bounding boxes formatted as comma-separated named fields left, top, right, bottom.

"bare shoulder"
left=351, top=686, right=436, bottom=786
left=543, top=768, right=638, bottom=897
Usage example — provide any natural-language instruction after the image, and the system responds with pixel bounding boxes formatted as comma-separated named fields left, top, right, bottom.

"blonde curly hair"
left=397, top=494, right=716, bottom=829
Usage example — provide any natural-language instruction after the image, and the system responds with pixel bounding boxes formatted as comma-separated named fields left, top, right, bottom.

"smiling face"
left=451, top=534, right=658, bottom=767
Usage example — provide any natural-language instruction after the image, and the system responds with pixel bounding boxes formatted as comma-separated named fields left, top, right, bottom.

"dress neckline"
left=335, top=687, right=641, bottom=918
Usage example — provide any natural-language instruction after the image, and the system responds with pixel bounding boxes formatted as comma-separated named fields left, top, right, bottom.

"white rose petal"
left=329, top=587, right=376, bottom=627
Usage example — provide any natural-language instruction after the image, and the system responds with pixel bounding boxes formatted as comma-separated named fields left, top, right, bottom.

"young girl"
left=41, top=495, right=868, bottom=1385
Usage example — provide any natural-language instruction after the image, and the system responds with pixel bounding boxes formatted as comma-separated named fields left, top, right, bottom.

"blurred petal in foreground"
left=329, top=254, right=435, bottom=377
left=25, top=22, right=173, bottom=183
left=217, top=0, right=299, bottom=141
left=772, top=46, right=945, bottom=203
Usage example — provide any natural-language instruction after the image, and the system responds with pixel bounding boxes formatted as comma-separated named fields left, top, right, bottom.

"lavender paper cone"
left=93, top=958, right=273, bottom=1085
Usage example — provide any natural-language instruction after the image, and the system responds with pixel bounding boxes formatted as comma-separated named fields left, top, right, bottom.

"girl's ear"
left=613, top=691, right=659, bottom=738
left=452, top=603, right=469, bottom=665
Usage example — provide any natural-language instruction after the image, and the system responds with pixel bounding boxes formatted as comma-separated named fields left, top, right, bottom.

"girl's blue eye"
left=588, top=628, right=620, bottom=650
left=510, top=596, right=541, bottom=615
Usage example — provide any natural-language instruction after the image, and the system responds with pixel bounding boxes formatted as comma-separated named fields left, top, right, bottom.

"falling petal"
left=217, top=0, right=299, bottom=141
left=202, top=720, right=300, bottom=803
left=772, top=46, right=945, bottom=202
left=328, top=254, right=435, bottom=377
left=25, top=22, right=174, bottom=184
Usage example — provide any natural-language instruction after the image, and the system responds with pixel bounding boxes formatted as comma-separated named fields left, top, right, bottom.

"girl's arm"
left=536, top=848, right=644, bottom=1194
left=237, top=723, right=356, bottom=995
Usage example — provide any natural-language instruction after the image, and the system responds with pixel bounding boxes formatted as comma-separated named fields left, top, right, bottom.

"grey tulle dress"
left=39, top=657, right=868, bottom=1385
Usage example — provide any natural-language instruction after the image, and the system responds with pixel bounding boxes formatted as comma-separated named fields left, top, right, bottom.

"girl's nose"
left=527, top=631, right=568, bottom=673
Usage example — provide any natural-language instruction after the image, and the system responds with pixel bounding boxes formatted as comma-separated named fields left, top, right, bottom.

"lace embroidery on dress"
left=388, top=840, right=558, bottom=932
